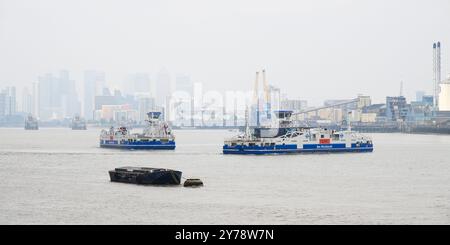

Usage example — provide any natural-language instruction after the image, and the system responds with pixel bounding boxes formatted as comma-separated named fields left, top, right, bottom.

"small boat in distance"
left=223, top=110, right=373, bottom=155
left=71, top=115, right=87, bottom=130
left=109, top=167, right=182, bottom=185
left=24, top=114, right=39, bottom=130
left=99, top=112, right=176, bottom=150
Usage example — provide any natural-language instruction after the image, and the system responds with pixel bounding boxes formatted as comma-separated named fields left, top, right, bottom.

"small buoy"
left=184, top=178, right=203, bottom=187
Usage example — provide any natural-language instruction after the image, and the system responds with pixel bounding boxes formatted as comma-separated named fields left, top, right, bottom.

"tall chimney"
left=433, top=43, right=437, bottom=110
left=437, top=42, right=441, bottom=84
left=437, top=42, right=441, bottom=110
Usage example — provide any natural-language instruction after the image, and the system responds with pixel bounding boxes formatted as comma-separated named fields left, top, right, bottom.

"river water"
left=0, top=128, right=449, bottom=224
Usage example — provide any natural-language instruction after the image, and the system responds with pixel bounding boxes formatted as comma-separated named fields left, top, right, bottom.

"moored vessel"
left=24, top=114, right=39, bottom=130
left=109, top=167, right=182, bottom=185
left=99, top=112, right=175, bottom=150
left=71, top=115, right=87, bottom=130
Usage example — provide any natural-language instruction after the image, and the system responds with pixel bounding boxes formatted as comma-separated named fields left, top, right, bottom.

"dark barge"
left=109, top=167, right=182, bottom=185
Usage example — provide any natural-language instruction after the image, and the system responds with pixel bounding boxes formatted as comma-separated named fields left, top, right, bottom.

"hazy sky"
left=1, top=0, right=449, bottom=105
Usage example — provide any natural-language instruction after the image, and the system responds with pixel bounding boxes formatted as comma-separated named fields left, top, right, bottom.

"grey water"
left=0, top=128, right=449, bottom=224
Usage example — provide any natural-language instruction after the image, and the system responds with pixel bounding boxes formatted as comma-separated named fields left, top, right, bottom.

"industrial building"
left=385, top=96, right=408, bottom=122
left=438, top=75, right=450, bottom=111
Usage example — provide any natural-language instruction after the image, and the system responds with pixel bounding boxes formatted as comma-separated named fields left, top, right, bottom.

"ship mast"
left=347, top=111, right=352, bottom=131
left=262, top=69, right=271, bottom=119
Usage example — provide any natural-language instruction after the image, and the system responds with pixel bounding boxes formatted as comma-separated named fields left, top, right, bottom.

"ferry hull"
left=223, top=143, right=373, bottom=155
left=100, top=140, right=176, bottom=150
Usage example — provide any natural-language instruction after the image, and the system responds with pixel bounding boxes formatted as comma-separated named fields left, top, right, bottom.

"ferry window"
left=321, top=135, right=324, bottom=138
left=249, top=143, right=255, bottom=146
left=231, top=143, right=237, bottom=146
left=270, top=143, right=275, bottom=146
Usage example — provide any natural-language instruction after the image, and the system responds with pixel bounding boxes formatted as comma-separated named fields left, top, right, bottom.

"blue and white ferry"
left=223, top=110, right=373, bottom=155
left=100, top=112, right=175, bottom=150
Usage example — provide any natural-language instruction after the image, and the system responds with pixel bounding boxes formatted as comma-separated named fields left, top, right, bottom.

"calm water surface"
left=0, top=128, right=449, bottom=224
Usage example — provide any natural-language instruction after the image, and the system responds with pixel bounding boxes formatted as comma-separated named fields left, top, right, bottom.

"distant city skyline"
left=4, top=65, right=449, bottom=113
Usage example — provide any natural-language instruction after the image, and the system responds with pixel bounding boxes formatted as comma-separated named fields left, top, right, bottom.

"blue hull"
left=100, top=140, right=176, bottom=150
left=223, top=143, right=373, bottom=155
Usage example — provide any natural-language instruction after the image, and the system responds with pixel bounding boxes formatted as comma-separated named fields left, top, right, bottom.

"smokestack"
left=433, top=43, right=438, bottom=110
left=437, top=42, right=441, bottom=84
left=435, top=42, right=441, bottom=110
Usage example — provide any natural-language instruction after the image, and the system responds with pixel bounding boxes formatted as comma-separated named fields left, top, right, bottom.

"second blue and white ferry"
left=223, top=110, right=373, bottom=155
left=100, top=112, right=175, bottom=150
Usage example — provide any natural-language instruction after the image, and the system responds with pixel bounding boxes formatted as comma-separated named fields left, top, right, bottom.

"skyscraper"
left=1, top=87, right=17, bottom=116
left=32, top=82, right=38, bottom=116
left=415, top=91, right=425, bottom=102
left=156, top=68, right=171, bottom=107
left=0, top=91, right=6, bottom=117
left=38, top=73, right=60, bottom=120
left=138, top=96, right=156, bottom=123
left=175, top=74, right=193, bottom=95
left=84, top=70, right=106, bottom=120
left=125, top=73, right=152, bottom=96
left=38, top=71, right=80, bottom=120
left=22, top=87, right=33, bottom=114
left=9, top=87, right=16, bottom=115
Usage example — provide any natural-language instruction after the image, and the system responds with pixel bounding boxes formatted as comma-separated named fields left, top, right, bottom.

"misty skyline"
left=1, top=0, right=450, bottom=106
